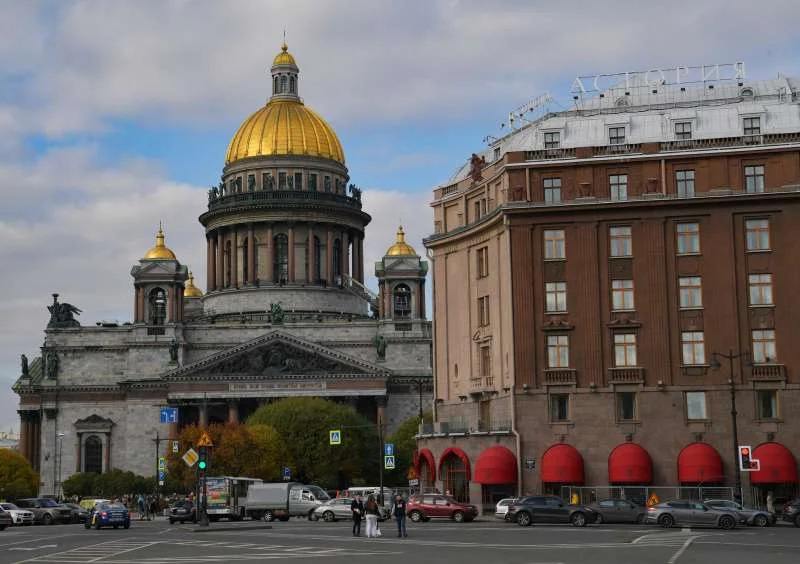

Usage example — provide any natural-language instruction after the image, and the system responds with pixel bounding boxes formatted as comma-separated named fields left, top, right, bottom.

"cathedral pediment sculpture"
left=203, top=342, right=366, bottom=377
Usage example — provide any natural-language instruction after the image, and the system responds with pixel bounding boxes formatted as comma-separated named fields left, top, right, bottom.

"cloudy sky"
left=1, top=0, right=799, bottom=433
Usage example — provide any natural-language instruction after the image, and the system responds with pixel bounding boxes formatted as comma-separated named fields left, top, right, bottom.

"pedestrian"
left=136, top=493, right=146, bottom=521
left=392, top=493, right=408, bottom=538
left=148, top=496, right=157, bottom=521
left=767, top=491, right=774, bottom=514
left=351, top=495, right=364, bottom=537
left=364, top=495, right=380, bottom=538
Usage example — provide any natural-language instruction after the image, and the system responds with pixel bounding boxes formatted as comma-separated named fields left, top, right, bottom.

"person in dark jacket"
left=351, top=495, right=364, bottom=536
left=391, top=493, right=408, bottom=537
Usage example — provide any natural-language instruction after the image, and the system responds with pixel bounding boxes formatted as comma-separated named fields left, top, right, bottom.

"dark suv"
left=506, top=495, right=597, bottom=527
left=15, top=498, right=72, bottom=525
left=782, top=499, right=800, bottom=527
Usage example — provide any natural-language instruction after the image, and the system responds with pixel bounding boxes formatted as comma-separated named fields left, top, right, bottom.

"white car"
left=0, top=503, right=35, bottom=525
left=494, top=498, right=517, bottom=520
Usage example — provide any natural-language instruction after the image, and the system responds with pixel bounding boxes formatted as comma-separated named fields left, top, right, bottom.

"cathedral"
left=13, top=42, right=432, bottom=495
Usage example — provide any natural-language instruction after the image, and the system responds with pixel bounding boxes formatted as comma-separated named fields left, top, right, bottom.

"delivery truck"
left=243, top=482, right=323, bottom=521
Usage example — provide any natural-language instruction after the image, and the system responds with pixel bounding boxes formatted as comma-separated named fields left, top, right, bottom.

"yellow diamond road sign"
left=182, top=448, right=199, bottom=468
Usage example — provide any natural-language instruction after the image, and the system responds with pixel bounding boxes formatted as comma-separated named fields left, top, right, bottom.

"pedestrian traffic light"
left=738, top=445, right=752, bottom=471
left=198, top=446, right=208, bottom=471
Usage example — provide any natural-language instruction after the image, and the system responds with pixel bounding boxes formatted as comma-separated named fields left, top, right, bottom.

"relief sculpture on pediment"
left=207, top=343, right=362, bottom=376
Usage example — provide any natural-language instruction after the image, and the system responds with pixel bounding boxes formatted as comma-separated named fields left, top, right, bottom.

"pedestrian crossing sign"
left=384, top=455, right=395, bottom=469
left=329, top=430, right=341, bottom=445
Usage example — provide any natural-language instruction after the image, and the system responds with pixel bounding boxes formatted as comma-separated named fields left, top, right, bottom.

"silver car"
left=703, top=499, right=776, bottom=527
left=644, top=500, right=738, bottom=529
left=494, top=498, right=517, bottom=520
left=0, top=503, right=35, bottom=526
left=310, top=498, right=356, bottom=522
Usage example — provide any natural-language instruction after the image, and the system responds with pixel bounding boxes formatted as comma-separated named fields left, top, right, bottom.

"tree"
left=385, top=412, right=432, bottom=485
left=0, top=449, right=38, bottom=499
left=247, top=397, right=378, bottom=488
left=62, top=472, right=97, bottom=498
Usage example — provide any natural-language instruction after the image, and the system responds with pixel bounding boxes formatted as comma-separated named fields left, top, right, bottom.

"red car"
left=406, top=494, right=478, bottom=523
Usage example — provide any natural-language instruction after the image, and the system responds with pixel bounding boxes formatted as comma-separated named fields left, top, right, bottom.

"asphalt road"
left=0, top=517, right=797, bottom=564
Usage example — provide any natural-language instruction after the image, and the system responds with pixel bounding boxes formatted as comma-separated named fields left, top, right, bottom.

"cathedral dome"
left=386, top=226, right=417, bottom=256
left=143, top=226, right=177, bottom=260
left=184, top=271, right=203, bottom=297
left=272, top=41, right=296, bottom=66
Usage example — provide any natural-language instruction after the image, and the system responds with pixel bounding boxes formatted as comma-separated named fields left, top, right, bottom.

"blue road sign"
left=283, top=466, right=291, bottom=478
left=158, top=470, right=166, bottom=481
left=158, top=456, right=166, bottom=470
left=329, top=430, right=341, bottom=445
left=384, top=443, right=395, bottom=456
left=160, top=408, right=178, bottom=424
left=384, top=455, right=395, bottom=470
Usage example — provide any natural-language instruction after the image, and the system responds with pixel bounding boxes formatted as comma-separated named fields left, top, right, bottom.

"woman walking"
left=364, top=495, right=380, bottom=538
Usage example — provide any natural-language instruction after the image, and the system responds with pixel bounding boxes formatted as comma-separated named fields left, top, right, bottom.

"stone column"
left=420, top=279, right=426, bottom=319
left=136, top=287, right=145, bottom=323
left=326, top=228, right=334, bottom=284
left=167, top=286, right=175, bottom=322
left=351, top=234, right=358, bottom=283
left=227, top=401, right=239, bottom=424
left=207, top=235, right=214, bottom=292
left=199, top=404, right=209, bottom=428
left=102, top=433, right=111, bottom=473
left=232, top=229, right=239, bottom=287
left=357, top=235, right=365, bottom=282
left=75, top=433, right=82, bottom=473
left=288, top=225, right=296, bottom=283
left=247, top=224, right=255, bottom=285
left=18, top=412, right=28, bottom=461
left=339, top=230, right=347, bottom=280
left=133, top=287, right=139, bottom=323
left=216, top=231, right=224, bottom=289
left=265, top=224, right=274, bottom=282
left=308, top=224, right=315, bottom=284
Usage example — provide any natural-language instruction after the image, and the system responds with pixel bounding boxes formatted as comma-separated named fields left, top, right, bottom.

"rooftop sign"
left=571, top=62, right=746, bottom=94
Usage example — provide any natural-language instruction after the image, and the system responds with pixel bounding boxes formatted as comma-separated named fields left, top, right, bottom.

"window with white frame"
left=543, top=178, right=562, bottom=202
left=674, top=122, right=692, bottom=140
left=752, top=329, right=777, bottom=363
left=546, top=334, right=570, bottom=368
left=744, top=165, right=765, bottom=193
left=544, top=229, right=566, bottom=259
left=685, top=391, right=707, bottom=420
left=609, top=226, right=633, bottom=257
left=610, top=174, right=628, bottom=201
left=544, top=131, right=561, bottom=149
left=609, top=126, right=626, bottom=145
left=678, top=276, right=703, bottom=308
left=681, top=331, right=706, bottom=365
left=545, top=282, right=567, bottom=313
left=612, top=279, right=635, bottom=311
left=748, top=273, right=773, bottom=306
left=745, top=219, right=771, bottom=251
left=676, top=170, right=695, bottom=197
left=743, top=116, right=761, bottom=137
left=676, top=222, right=701, bottom=254
left=614, top=333, right=638, bottom=367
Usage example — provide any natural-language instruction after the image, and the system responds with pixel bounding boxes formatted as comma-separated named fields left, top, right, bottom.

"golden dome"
left=225, top=100, right=345, bottom=165
left=184, top=271, right=203, bottom=298
left=386, top=226, right=417, bottom=256
left=272, top=41, right=296, bottom=66
left=143, top=225, right=177, bottom=260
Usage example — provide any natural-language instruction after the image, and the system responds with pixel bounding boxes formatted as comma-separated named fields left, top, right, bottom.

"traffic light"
left=738, top=445, right=752, bottom=471
left=198, top=446, right=208, bottom=472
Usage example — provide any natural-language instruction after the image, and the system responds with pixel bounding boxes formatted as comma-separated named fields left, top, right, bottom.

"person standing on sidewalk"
left=351, top=495, right=364, bottom=537
left=391, top=493, right=407, bottom=538
left=364, top=495, right=380, bottom=538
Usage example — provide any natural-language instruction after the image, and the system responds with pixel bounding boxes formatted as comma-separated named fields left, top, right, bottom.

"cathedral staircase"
left=341, top=273, right=379, bottom=311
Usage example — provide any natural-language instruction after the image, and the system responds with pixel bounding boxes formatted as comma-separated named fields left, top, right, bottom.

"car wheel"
left=571, top=512, right=587, bottom=527
left=123, top=521, right=130, bottom=530
left=794, top=514, right=800, bottom=528
left=263, top=510, right=274, bottom=522
left=113, top=525, right=119, bottom=529
left=0, top=525, right=6, bottom=530
left=516, top=512, right=532, bottom=527
left=594, top=513, right=603, bottom=524
left=309, top=514, right=318, bottom=522
left=323, top=511, right=336, bottom=522
left=95, top=520, right=102, bottom=530
left=409, top=510, right=423, bottom=523
left=452, top=511, right=465, bottom=523
left=753, top=514, right=768, bottom=527
left=636, top=513, right=644, bottom=524
left=84, top=521, right=91, bottom=530
left=659, top=514, right=675, bottom=528
left=719, top=515, right=735, bottom=530
left=42, top=514, right=53, bottom=526
left=169, top=518, right=174, bottom=525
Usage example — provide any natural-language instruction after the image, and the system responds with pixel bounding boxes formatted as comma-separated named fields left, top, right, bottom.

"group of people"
left=350, top=494, right=408, bottom=539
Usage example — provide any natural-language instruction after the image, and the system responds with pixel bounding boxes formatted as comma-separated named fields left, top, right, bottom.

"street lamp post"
left=56, top=432, right=65, bottom=500
left=711, top=349, right=749, bottom=502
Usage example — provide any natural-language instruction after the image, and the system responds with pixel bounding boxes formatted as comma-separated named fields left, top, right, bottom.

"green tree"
left=62, top=472, right=98, bottom=498
left=385, top=412, right=432, bottom=485
left=247, top=397, right=378, bottom=488
left=0, top=449, right=38, bottom=500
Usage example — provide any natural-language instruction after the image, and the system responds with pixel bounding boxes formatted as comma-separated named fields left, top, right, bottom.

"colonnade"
left=17, top=410, right=41, bottom=471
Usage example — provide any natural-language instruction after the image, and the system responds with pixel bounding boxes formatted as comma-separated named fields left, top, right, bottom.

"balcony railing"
left=750, top=363, right=786, bottom=381
left=206, top=189, right=362, bottom=212
left=608, top=367, right=645, bottom=384
left=543, top=368, right=577, bottom=385
left=524, top=147, right=578, bottom=161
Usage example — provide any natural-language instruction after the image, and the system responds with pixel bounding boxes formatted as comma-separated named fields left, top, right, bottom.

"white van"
left=346, top=487, right=394, bottom=501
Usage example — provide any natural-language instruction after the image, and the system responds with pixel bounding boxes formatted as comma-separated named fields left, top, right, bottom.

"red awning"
left=474, top=446, right=518, bottom=485
left=677, top=443, right=724, bottom=484
left=750, top=443, right=799, bottom=484
left=608, top=443, right=653, bottom=484
left=438, top=447, right=471, bottom=481
left=417, top=448, right=437, bottom=482
left=541, top=444, right=585, bottom=484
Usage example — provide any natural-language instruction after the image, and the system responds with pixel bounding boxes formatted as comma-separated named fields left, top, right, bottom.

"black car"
left=782, top=498, right=800, bottom=527
left=0, top=508, right=13, bottom=530
left=506, top=495, right=596, bottom=527
left=62, top=503, right=90, bottom=524
left=168, top=501, right=196, bottom=524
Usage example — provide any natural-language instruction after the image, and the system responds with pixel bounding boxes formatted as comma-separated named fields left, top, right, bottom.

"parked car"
left=61, top=503, right=90, bottom=524
left=0, top=508, right=13, bottom=530
left=781, top=498, right=800, bottom=527
left=168, top=500, right=196, bottom=524
left=506, top=495, right=596, bottom=527
left=85, top=502, right=130, bottom=530
left=588, top=499, right=645, bottom=524
left=15, top=498, right=72, bottom=525
left=406, top=494, right=478, bottom=523
left=0, top=503, right=35, bottom=526
left=703, top=499, right=775, bottom=527
left=644, top=500, right=738, bottom=529
left=311, top=498, right=356, bottom=522
left=494, top=498, right=517, bottom=520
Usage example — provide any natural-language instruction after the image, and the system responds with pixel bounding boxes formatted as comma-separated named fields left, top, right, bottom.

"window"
left=280, top=75, right=287, bottom=93
left=681, top=331, right=706, bottom=365
left=332, top=238, right=342, bottom=279
left=544, top=229, right=565, bottom=260
left=477, top=296, right=490, bottom=327
left=609, top=126, right=626, bottom=145
left=263, top=172, right=273, bottom=190
left=242, top=238, right=249, bottom=282
left=148, top=288, right=166, bottom=326
left=84, top=436, right=102, bottom=474
left=324, top=176, right=331, bottom=192
left=480, top=346, right=491, bottom=377
left=544, top=131, right=561, bottom=149
left=616, top=392, right=637, bottom=421
left=744, top=165, right=765, bottom=193
left=686, top=392, right=707, bottom=420
left=609, top=226, right=632, bottom=257
left=614, top=334, right=637, bottom=367
left=247, top=174, right=255, bottom=192
left=549, top=393, right=570, bottom=422
left=745, top=219, right=770, bottom=251
left=273, top=234, right=289, bottom=283
left=757, top=390, right=778, bottom=419
left=743, top=116, right=761, bottom=136
left=394, top=284, right=412, bottom=319
left=278, top=172, right=287, bottom=190
left=678, top=276, right=703, bottom=308
left=545, top=282, right=567, bottom=313
left=609, top=174, right=628, bottom=201
left=546, top=335, right=570, bottom=368
left=294, top=172, right=303, bottom=191
left=543, top=178, right=562, bottom=202
left=493, top=146, right=501, bottom=161
left=748, top=273, right=773, bottom=306
left=675, top=121, right=692, bottom=140
left=676, top=170, right=695, bottom=197
left=676, top=222, right=700, bottom=254
left=476, top=247, right=489, bottom=278
left=752, top=329, right=777, bottom=363
left=612, top=280, right=635, bottom=311
left=308, top=173, right=318, bottom=191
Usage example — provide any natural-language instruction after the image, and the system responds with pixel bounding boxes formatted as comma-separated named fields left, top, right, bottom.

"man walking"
left=392, top=493, right=408, bottom=538
left=350, top=495, right=364, bottom=537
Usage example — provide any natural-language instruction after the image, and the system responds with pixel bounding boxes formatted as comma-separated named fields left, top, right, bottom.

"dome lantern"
left=184, top=271, right=203, bottom=298
left=143, top=224, right=177, bottom=260
left=386, top=226, right=417, bottom=256
left=270, top=41, right=300, bottom=103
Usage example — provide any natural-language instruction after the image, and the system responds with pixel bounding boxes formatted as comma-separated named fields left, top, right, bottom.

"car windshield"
left=0, top=503, right=18, bottom=510
left=39, top=499, right=59, bottom=507
left=442, top=496, right=459, bottom=504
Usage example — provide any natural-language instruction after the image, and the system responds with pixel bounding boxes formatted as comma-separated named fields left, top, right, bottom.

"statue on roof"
left=468, top=153, right=487, bottom=182
left=269, top=303, right=284, bottom=325
left=373, top=334, right=387, bottom=361
left=47, top=294, right=82, bottom=328
left=349, top=184, right=362, bottom=203
left=168, top=339, right=179, bottom=364
left=45, top=351, right=59, bottom=380
left=20, top=354, right=28, bottom=378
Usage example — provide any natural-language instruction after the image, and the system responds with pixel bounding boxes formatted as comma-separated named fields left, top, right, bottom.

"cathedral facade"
left=14, top=43, right=432, bottom=495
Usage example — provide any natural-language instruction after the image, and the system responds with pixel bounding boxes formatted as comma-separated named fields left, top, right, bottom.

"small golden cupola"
left=143, top=225, right=177, bottom=260
left=386, top=226, right=417, bottom=256
left=184, top=271, right=203, bottom=298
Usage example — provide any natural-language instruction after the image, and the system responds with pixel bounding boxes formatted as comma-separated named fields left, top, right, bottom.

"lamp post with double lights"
left=710, top=349, right=750, bottom=501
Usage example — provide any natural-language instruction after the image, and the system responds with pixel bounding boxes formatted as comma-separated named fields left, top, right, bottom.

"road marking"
left=0, top=534, right=76, bottom=548
left=668, top=536, right=698, bottom=564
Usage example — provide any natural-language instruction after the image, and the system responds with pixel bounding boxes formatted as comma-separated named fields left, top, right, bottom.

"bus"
left=204, top=476, right=263, bottom=521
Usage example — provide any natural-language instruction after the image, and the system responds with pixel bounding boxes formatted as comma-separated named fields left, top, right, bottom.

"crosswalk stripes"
left=21, top=539, right=160, bottom=563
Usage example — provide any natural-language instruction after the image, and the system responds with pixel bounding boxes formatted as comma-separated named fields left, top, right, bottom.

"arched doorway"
left=84, top=436, right=103, bottom=474
left=439, top=448, right=471, bottom=503
left=417, top=448, right=436, bottom=492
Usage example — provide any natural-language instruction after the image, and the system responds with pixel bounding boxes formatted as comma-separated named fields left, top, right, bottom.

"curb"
left=192, top=525, right=273, bottom=533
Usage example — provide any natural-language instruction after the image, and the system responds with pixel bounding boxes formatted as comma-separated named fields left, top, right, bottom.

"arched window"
left=313, top=236, right=322, bottom=283
left=225, top=241, right=232, bottom=287
left=274, top=234, right=288, bottom=283
left=280, top=75, right=287, bottom=93
left=289, top=76, right=296, bottom=93
left=393, top=284, right=412, bottom=319
left=84, top=436, right=102, bottom=474
left=332, top=239, right=342, bottom=280
left=273, top=76, right=279, bottom=95
left=442, top=453, right=468, bottom=502
left=242, top=238, right=249, bottom=283
left=148, top=288, right=166, bottom=326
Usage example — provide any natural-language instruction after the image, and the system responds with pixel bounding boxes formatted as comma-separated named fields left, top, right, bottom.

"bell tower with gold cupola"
left=375, top=226, right=428, bottom=329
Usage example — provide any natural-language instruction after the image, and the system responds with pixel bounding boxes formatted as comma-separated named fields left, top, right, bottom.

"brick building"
left=417, top=68, right=800, bottom=511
